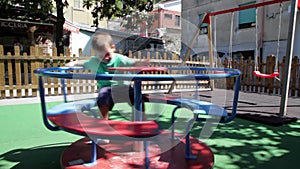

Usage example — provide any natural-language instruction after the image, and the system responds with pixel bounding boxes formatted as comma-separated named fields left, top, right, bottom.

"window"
left=74, top=0, right=83, bottom=9
left=175, top=15, right=180, bottom=26
left=164, top=13, right=172, bottom=19
left=199, top=13, right=208, bottom=34
left=238, top=1, right=256, bottom=29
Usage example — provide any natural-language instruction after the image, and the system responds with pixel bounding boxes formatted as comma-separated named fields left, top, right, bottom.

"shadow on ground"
left=0, top=143, right=71, bottom=169
left=110, top=106, right=300, bottom=169
left=190, top=118, right=300, bottom=169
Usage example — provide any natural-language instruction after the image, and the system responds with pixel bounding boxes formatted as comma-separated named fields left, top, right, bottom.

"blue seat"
left=47, top=99, right=97, bottom=115
left=167, top=98, right=228, bottom=117
left=146, top=94, right=238, bottom=159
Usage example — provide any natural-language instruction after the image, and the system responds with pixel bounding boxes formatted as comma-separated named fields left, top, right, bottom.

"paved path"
left=1, top=89, right=299, bottom=119
left=194, top=89, right=300, bottom=119
left=0, top=93, right=97, bottom=106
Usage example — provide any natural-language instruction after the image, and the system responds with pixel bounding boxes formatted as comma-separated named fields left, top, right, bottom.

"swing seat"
left=253, top=71, right=280, bottom=78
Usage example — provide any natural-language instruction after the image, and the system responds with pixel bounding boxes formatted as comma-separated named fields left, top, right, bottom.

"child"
left=66, top=32, right=149, bottom=120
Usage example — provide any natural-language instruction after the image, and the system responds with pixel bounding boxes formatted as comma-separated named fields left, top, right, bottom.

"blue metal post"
left=38, top=76, right=59, bottom=131
left=134, top=81, right=143, bottom=121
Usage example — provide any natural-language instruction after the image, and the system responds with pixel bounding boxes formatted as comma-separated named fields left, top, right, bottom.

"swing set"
left=199, top=0, right=292, bottom=80
left=169, top=0, right=298, bottom=96
left=195, top=0, right=300, bottom=118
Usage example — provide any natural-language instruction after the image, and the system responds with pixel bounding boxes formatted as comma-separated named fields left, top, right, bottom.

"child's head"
left=92, top=32, right=116, bottom=62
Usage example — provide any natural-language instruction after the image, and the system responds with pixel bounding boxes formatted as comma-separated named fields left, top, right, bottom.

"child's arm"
left=65, top=60, right=86, bottom=67
left=133, top=59, right=150, bottom=67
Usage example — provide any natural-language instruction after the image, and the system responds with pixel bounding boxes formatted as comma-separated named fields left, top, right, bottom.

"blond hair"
left=91, top=32, right=113, bottom=52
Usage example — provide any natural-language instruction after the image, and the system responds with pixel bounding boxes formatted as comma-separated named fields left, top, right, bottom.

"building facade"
left=61, top=0, right=107, bottom=56
left=182, top=0, right=299, bottom=62
left=146, top=0, right=182, bottom=35
left=0, top=18, right=55, bottom=55
left=108, top=0, right=182, bottom=54
left=145, top=0, right=182, bottom=53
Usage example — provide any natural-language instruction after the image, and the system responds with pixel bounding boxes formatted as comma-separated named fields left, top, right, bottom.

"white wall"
left=71, top=30, right=94, bottom=56
left=71, top=27, right=133, bottom=57
left=155, top=0, right=181, bottom=12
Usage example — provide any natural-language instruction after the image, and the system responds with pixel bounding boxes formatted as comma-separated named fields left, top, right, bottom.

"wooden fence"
left=0, top=45, right=209, bottom=99
left=0, top=45, right=299, bottom=99
left=226, top=55, right=300, bottom=96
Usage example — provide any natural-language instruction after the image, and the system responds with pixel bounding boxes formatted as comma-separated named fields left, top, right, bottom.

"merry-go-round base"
left=61, top=132, right=214, bottom=169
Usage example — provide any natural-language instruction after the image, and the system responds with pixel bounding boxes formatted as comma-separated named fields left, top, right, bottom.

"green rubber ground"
left=0, top=101, right=299, bottom=169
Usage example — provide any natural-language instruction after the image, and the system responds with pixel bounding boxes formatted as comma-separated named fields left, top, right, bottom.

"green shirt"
left=83, top=53, right=135, bottom=88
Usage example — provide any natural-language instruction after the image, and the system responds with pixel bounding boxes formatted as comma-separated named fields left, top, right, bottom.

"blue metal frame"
left=184, top=75, right=241, bottom=159
left=166, top=75, right=241, bottom=159
left=38, top=76, right=60, bottom=131
left=34, top=66, right=242, bottom=166
left=34, top=66, right=241, bottom=81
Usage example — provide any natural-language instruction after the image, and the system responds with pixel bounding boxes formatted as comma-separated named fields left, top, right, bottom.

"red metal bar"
left=202, top=0, right=290, bottom=24
left=208, top=0, right=290, bottom=16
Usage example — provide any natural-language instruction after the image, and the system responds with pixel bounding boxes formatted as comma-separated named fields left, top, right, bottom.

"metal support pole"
left=279, top=0, right=298, bottom=116
left=207, top=18, right=215, bottom=90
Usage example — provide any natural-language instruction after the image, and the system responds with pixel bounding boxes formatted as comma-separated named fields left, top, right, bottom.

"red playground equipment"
left=34, top=66, right=241, bottom=169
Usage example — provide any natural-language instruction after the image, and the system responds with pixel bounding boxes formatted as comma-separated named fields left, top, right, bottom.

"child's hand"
left=134, top=59, right=150, bottom=67
left=65, top=61, right=75, bottom=67
left=65, top=60, right=85, bottom=67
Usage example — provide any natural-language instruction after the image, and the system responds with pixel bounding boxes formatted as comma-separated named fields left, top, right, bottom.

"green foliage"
left=0, top=0, right=54, bottom=21
left=120, top=11, right=155, bottom=32
left=82, top=0, right=154, bottom=27
left=0, top=0, right=155, bottom=54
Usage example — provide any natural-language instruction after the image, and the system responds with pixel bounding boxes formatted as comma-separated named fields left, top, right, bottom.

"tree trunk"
left=56, top=0, right=65, bottom=56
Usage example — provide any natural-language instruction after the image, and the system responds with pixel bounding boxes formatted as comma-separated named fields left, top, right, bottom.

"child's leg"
left=97, top=87, right=114, bottom=120
left=99, top=104, right=110, bottom=120
left=95, top=87, right=113, bottom=144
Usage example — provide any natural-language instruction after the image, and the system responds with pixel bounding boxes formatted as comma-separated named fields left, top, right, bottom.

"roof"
left=154, top=0, right=181, bottom=12
left=115, top=35, right=164, bottom=55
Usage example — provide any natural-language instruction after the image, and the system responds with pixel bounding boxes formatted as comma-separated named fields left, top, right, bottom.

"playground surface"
left=196, top=90, right=300, bottom=126
left=0, top=90, right=299, bottom=169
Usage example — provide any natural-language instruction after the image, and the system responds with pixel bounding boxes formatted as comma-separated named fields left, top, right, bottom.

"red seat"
left=48, top=112, right=160, bottom=138
left=253, top=71, right=280, bottom=78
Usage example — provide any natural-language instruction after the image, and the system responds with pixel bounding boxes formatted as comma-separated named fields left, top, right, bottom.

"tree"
left=55, top=0, right=67, bottom=55
left=83, top=0, right=154, bottom=27
left=120, top=11, right=155, bottom=34
left=0, top=0, right=54, bottom=21
left=0, top=0, right=155, bottom=55
left=0, top=0, right=67, bottom=55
